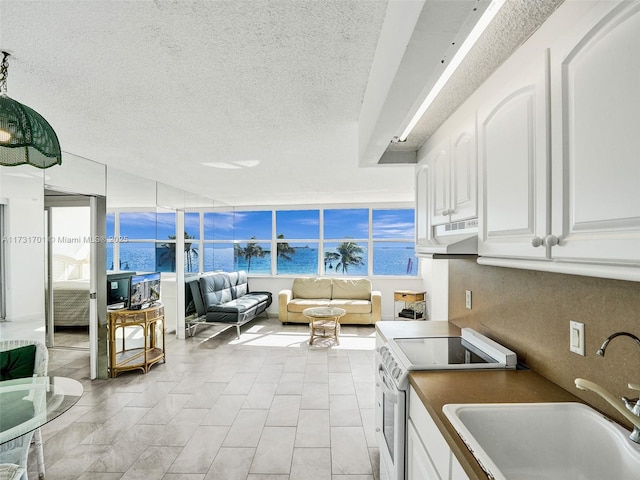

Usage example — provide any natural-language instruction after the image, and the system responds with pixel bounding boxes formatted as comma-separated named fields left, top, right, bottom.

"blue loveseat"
left=185, top=270, right=272, bottom=337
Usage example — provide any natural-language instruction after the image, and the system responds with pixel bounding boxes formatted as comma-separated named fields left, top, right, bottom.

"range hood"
left=416, top=219, right=478, bottom=258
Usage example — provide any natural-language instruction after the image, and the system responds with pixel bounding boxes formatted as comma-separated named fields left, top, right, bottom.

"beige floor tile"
left=295, top=410, right=330, bottom=447
left=243, top=382, right=279, bottom=409
left=328, top=372, right=355, bottom=395
left=266, top=394, right=301, bottom=426
left=167, top=426, right=228, bottom=474
left=250, top=426, right=296, bottom=474
left=204, top=447, right=255, bottom=480
left=329, top=395, right=362, bottom=427
left=304, top=364, right=329, bottom=383
left=25, top=318, right=380, bottom=480
left=330, top=427, right=373, bottom=475
left=223, top=372, right=259, bottom=394
left=222, top=409, right=268, bottom=447
left=290, top=447, right=331, bottom=480
left=201, top=394, right=245, bottom=426
left=120, top=446, right=182, bottom=479
left=300, top=383, right=329, bottom=410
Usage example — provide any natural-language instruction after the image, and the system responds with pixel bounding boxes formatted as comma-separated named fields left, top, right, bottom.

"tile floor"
left=6, top=316, right=380, bottom=480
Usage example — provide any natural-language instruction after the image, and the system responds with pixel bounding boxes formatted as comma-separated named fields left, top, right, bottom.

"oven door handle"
left=377, top=365, right=399, bottom=402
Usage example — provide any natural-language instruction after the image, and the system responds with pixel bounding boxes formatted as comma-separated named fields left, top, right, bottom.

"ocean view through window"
left=107, top=206, right=416, bottom=276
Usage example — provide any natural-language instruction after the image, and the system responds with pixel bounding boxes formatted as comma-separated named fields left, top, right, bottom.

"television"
left=107, top=272, right=134, bottom=309
left=129, top=272, right=161, bottom=310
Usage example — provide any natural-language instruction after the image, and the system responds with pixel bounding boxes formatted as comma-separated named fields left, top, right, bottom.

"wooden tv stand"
left=107, top=303, right=165, bottom=378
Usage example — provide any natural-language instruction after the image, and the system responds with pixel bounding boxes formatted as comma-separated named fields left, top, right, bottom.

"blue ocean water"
left=108, top=244, right=418, bottom=276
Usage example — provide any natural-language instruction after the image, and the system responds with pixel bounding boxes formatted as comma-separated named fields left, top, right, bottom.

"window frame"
left=107, top=203, right=418, bottom=278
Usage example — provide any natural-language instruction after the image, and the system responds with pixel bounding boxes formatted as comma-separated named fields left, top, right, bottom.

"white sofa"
left=278, top=277, right=381, bottom=325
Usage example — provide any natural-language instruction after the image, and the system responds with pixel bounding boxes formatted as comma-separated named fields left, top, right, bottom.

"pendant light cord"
left=0, top=52, right=9, bottom=95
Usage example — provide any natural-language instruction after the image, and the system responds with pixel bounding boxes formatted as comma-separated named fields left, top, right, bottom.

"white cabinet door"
left=407, top=419, right=442, bottom=480
left=429, top=142, right=451, bottom=226
left=450, top=452, right=470, bottom=480
left=477, top=51, right=550, bottom=260
left=450, top=121, right=477, bottom=223
left=550, top=1, right=640, bottom=265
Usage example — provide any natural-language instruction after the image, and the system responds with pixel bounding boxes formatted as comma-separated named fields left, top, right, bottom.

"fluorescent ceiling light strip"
left=398, top=0, right=506, bottom=141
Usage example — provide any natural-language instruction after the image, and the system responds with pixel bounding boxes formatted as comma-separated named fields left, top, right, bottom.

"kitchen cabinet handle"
left=543, top=235, right=559, bottom=247
left=531, top=237, right=544, bottom=247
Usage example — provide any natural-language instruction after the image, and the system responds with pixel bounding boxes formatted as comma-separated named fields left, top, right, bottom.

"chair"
left=0, top=464, right=24, bottom=480
left=0, top=340, right=48, bottom=480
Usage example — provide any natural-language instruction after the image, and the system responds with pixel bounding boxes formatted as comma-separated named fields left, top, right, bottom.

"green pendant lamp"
left=0, top=51, right=61, bottom=168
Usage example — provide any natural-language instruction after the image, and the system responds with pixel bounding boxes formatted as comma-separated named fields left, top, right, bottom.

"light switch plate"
left=570, top=321, right=585, bottom=356
left=465, top=290, right=472, bottom=310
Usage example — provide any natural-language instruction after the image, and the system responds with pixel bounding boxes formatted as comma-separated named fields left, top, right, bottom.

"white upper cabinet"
left=429, top=141, right=451, bottom=226
left=428, top=121, right=478, bottom=227
left=477, top=52, right=549, bottom=260
left=549, top=1, right=640, bottom=265
left=451, top=121, right=478, bottom=223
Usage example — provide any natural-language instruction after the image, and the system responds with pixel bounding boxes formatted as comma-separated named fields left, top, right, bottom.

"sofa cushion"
left=287, top=298, right=331, bottom=313
left=328, top=299, right=372, bottom=314
left=229, top=270, right=249, bottom=298
left=200, top=273, right=233, bottom=306
left=332, top=278, right=371, bottom=300
left=292, top=277, right=332, bottom=299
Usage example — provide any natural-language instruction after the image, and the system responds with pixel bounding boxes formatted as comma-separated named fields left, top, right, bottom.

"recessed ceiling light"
left=202, top=160, right=260, bottom=169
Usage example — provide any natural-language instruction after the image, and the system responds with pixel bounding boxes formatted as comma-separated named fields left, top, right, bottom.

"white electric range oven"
left=375, top=328, right=517, bottom=480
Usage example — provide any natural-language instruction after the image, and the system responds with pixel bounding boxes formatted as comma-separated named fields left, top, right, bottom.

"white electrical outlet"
left=570, top=321, right=585, bottom=356
left=465, top=290, right=472, bottom=310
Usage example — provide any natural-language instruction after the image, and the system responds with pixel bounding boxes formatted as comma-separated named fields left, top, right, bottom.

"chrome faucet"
left=576, top=331, right=640, bottom=443
left=596, top=331, right=640, bottom=356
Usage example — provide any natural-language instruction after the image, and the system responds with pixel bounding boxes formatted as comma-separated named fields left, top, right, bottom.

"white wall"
left=0, top=166, right=46, bottom=321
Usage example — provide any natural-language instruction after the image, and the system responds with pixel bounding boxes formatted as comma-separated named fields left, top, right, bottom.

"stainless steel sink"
left=443, top=402, right=640, bottom=480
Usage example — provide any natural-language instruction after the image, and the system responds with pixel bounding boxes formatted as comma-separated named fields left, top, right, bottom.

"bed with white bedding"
left=51, top=254, right=90, bottom=327
left=52, top=279, right=90, bottom=327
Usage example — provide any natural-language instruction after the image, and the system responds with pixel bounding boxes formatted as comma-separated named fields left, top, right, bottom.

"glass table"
left=0, top=376, right=84, bottom=445
left=303, top=307, right=347, bottom=346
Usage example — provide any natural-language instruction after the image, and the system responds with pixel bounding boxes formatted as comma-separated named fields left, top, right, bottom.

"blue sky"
left=108, top=208, right=414, bottom=241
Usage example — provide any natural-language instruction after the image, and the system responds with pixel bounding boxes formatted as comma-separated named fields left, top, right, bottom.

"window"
left=184, top=212, right=201, bottom=273
left=372, top=209, right=417, bottom=276
left=108, top=206, right=416, bottom=276
left=106, top=213, right=115, bottom=270
left=117, top=212, right=177, bottom=272
left=204, top=211, right=273, bottom=274
left=276, top=210, right=320, bottom=275
left=324, top=241, right=368, bottom=275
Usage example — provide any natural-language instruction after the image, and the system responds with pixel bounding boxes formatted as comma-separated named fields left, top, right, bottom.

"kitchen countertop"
left=375, top=320, right=585, bottom=479
left=409, top=363, right=584, bottom=479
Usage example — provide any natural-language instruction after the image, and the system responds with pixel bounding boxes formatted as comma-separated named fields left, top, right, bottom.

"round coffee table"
left=303, top=307, right=347, bottom=346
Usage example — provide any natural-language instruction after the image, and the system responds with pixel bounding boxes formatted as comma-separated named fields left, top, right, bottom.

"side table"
left=107, top=303, right=165, bottom=377
left=394, top=290, right=426, bottom=320
left=303, top=307, right=347, bottom=346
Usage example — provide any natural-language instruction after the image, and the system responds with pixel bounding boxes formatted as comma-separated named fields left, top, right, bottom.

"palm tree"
left=158, top=232, right=198, bottom=272
left=324, top=251, right=340, bottom=270
left=237, top=236, right=266, bottom=272
left=277, top=234, right=296, bottom=261
left=335, top=241, right=364, bottom=273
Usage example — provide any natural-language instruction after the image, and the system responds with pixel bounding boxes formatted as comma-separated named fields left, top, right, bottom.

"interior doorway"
left=45, top=189, right=107, bottom=379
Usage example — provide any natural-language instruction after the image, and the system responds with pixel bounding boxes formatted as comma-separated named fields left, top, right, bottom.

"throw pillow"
left=0, top=344, right=37, bottom=380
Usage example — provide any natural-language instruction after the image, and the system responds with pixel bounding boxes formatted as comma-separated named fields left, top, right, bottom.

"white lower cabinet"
left=408, top=386, right=469, bottom=480
left=407, top=419, right=441, bottom=480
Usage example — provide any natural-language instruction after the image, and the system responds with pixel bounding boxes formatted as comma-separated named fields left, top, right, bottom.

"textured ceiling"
left=0, top=1, right=561, bottom=207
